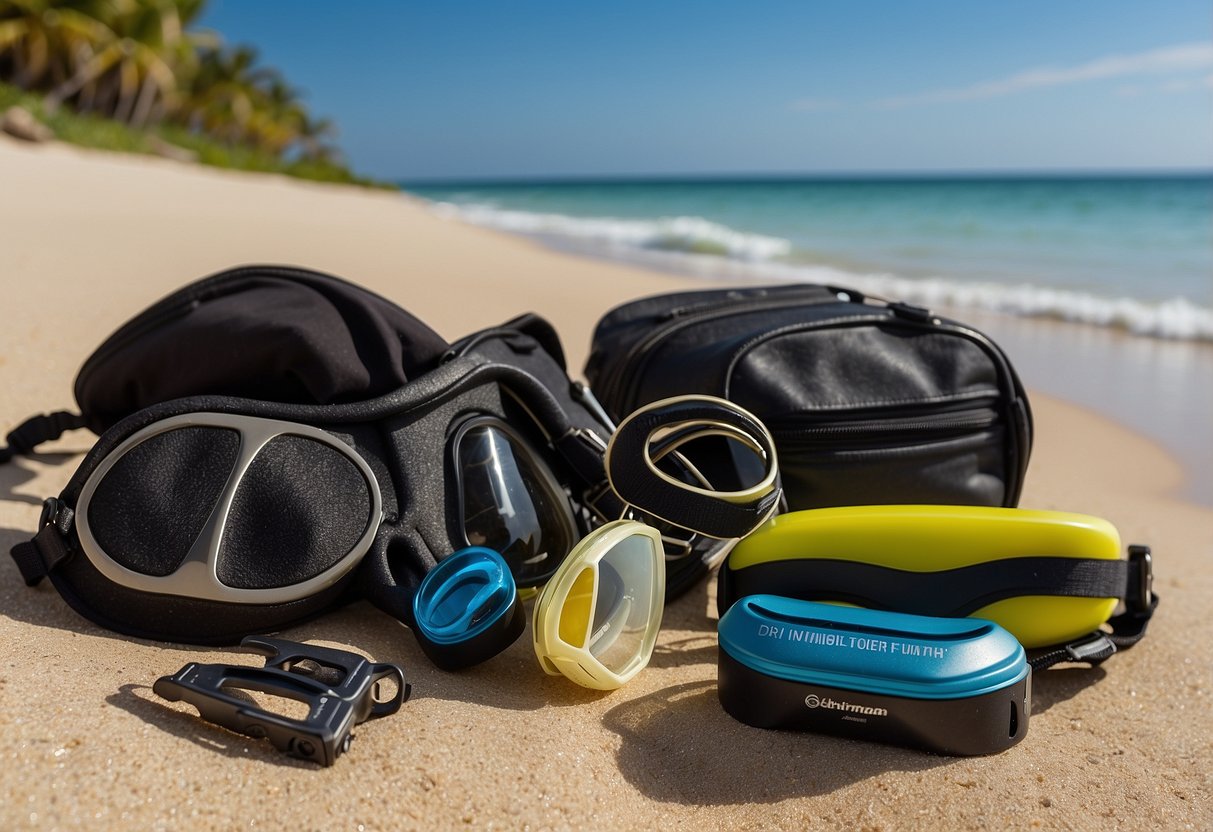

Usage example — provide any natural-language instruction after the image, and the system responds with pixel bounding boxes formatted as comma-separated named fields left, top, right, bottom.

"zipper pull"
left=888, top=301, right=938, bottom=324
left=829, top=286, right=865, bottom=304
left=840, top=288, right=936, bottom=323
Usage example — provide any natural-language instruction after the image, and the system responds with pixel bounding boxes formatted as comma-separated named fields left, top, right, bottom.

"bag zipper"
left=656, top=285, right=841, bottom=322
left=769, top=407, right=999, bottom=443
left=722, top=313, right=1030, bottom=501
left=604, top=290, right=955, bottom=413
left=600, top=290, right=852, bottom=410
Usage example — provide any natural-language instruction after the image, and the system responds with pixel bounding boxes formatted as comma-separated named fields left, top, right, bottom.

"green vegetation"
left=0, top=0, right=389, bottom=187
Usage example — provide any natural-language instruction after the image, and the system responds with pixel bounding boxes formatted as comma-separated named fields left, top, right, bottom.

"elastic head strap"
left=605, top=396, right=781, bottom=540
left=1029, top=545, right=1157, bottom=671
left=0, top=411, right=86, bottom=463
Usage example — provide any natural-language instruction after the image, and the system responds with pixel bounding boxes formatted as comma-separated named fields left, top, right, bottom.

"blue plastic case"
left=717, top=595, right=1031, bottom=756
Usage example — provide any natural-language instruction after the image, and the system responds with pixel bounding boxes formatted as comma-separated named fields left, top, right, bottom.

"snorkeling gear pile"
left=5, top=266, right=1158, bottom=762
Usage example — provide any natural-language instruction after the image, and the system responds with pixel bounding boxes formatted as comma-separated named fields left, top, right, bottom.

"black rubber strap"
left=11, top=519, right=74, bottom=586
left=1028, top=545, right=1157, bottom=670
left=9, top=498, right=77, bottom=586
left=1028, top=594, right=1159, bottom=670
left=0, top=411, right=86, bottom=463
left=724, top=555, right=1135, bottom=617
left=10, top=540, right=47, bottom=586
left=606, top=398, right=781, bottom=539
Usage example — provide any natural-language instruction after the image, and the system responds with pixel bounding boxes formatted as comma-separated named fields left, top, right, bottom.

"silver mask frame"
left=75, top=413, right=382, bottom=605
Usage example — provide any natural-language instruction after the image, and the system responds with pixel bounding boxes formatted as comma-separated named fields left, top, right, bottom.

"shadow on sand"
left=0, top=452, right=81, bottom=506
left=602, top=659, right=1112, bottom=806
left=2, top=509, right=1117, bottom=784
left=603, top=679, right=949, bottom=804
left=106, top=683, right=316, bottom=769
left=0, top=519, right=611, bottom=714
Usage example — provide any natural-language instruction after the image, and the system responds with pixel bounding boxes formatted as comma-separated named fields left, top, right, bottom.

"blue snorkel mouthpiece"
left=412, top=547, right=525, bottom=670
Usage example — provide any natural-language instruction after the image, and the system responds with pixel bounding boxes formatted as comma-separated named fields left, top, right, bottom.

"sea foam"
left=431, top=201, right=792, bottom=261
left=835, top=273, right=1213, bottom=342
left=428, top=201, right=1213, bottom=343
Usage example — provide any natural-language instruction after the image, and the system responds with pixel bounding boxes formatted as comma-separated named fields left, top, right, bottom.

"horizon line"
left=398, top=166, right=1213, bottom=187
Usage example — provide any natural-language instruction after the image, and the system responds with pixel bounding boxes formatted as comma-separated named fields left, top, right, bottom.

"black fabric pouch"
left=1, top=264, right=450, bottom=456
left=7, top=266, right=627, bottom=643
left=585, top=283, right=1033, bottom=509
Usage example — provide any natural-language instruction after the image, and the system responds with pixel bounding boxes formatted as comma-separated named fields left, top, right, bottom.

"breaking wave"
left=429, top=201, right=792, bottom=261
left=426, top=200, right=1213, bottom=342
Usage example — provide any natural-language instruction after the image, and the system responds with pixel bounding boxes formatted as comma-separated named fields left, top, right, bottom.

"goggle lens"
left=557, top=566, right=596, bottom=646
left=534, top=522, right=665, bottom=689
left=587, top=534, right=659, bottom=674
left=457, top=423, right=577, bottom=586
left=75, top=414, right=382, bottom=606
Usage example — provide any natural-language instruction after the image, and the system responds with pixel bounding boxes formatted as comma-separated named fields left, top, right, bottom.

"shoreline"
left=2, top=137, right=1210, bottom=830
left=409, top=179, right=1213, bottom=344
left=414, top=199, right=1213, bottom=506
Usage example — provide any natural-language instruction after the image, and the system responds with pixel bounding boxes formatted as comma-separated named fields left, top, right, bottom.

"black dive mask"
left=7, top=266, right=722, bottom=649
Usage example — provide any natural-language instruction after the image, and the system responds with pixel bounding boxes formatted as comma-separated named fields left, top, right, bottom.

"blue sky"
left=199, top=1, right=1213, bottom=180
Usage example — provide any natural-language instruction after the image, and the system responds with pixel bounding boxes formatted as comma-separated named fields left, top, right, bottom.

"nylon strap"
left=725, top=556, right=1138, bottom=618
left=11, top=519, right=73, bottom=586
left=0, top=411, right=86, bottom=463
left=605, top=397, right=781, bottom=539
left=1028, top=545, right=1157, bottom=670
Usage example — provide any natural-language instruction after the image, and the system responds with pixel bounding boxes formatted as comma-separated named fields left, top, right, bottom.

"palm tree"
left=297, top=114, right=339, bottom=163
left=178, top=44, right=271, bottom=143
left=43, top=0, right=211, bottom=127
left=178, top=45, right=322, bottom=158
left=0, top=0, right=111, bottom=91
left=1, top=0, right=351, bottom=171
left=246, top=74, right=307, bottom=155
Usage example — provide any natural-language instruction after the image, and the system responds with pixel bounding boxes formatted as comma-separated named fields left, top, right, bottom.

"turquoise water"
left=406, top=175, right=1213, bottom=341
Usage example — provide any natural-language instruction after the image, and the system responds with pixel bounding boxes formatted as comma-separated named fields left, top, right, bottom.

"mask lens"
left=557, top=566, right=596, bottom=646
left=586, top=532, right=661, bottom=675
left=75, top=414, right=383, bottom=607
left=532, top=521, right=665, bottom=689
left=456, top=422, right=577, bottom=586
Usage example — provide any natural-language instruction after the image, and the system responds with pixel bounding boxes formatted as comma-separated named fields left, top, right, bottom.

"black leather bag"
left=585, top=283, right=1033, bottom=509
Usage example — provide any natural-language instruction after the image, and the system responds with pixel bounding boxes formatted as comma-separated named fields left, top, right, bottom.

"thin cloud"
left=875, top=42, right=1213, bottom=108
left=1118, top=72, right=1213, bottom=96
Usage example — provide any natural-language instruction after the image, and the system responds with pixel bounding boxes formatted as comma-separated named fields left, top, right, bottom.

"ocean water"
left=406, top=175, right=1213, bottom=342
left=406, top=175, right=1213, bottom=503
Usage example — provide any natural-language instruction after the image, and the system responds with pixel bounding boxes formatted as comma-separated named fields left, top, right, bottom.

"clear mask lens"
left=456, top=421, right=578, bottom=587
left=586, top=534, right=658, bottom=674
left=534, top=521, right=665, bottom=689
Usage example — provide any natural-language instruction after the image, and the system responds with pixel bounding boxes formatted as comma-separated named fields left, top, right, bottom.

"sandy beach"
left=1, top=138, right=1210, bottom=830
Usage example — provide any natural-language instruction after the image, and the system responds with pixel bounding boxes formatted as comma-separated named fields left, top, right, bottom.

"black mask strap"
left=0, top=410, right=86, bottom=463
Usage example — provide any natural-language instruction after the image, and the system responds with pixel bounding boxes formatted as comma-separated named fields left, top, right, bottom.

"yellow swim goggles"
left=533, top=395, right=781, bottom=689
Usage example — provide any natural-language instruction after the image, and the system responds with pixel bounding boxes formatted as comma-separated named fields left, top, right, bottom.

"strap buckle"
left=1064, top=632, right=1117, bottom=664
left=582, top=479, right=624, bottom=524
left=153, top=636, right=409, bottom=766
left=38, top=497, right=62, bottom=529
left=1127, top=544, right=1153, bottom=615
